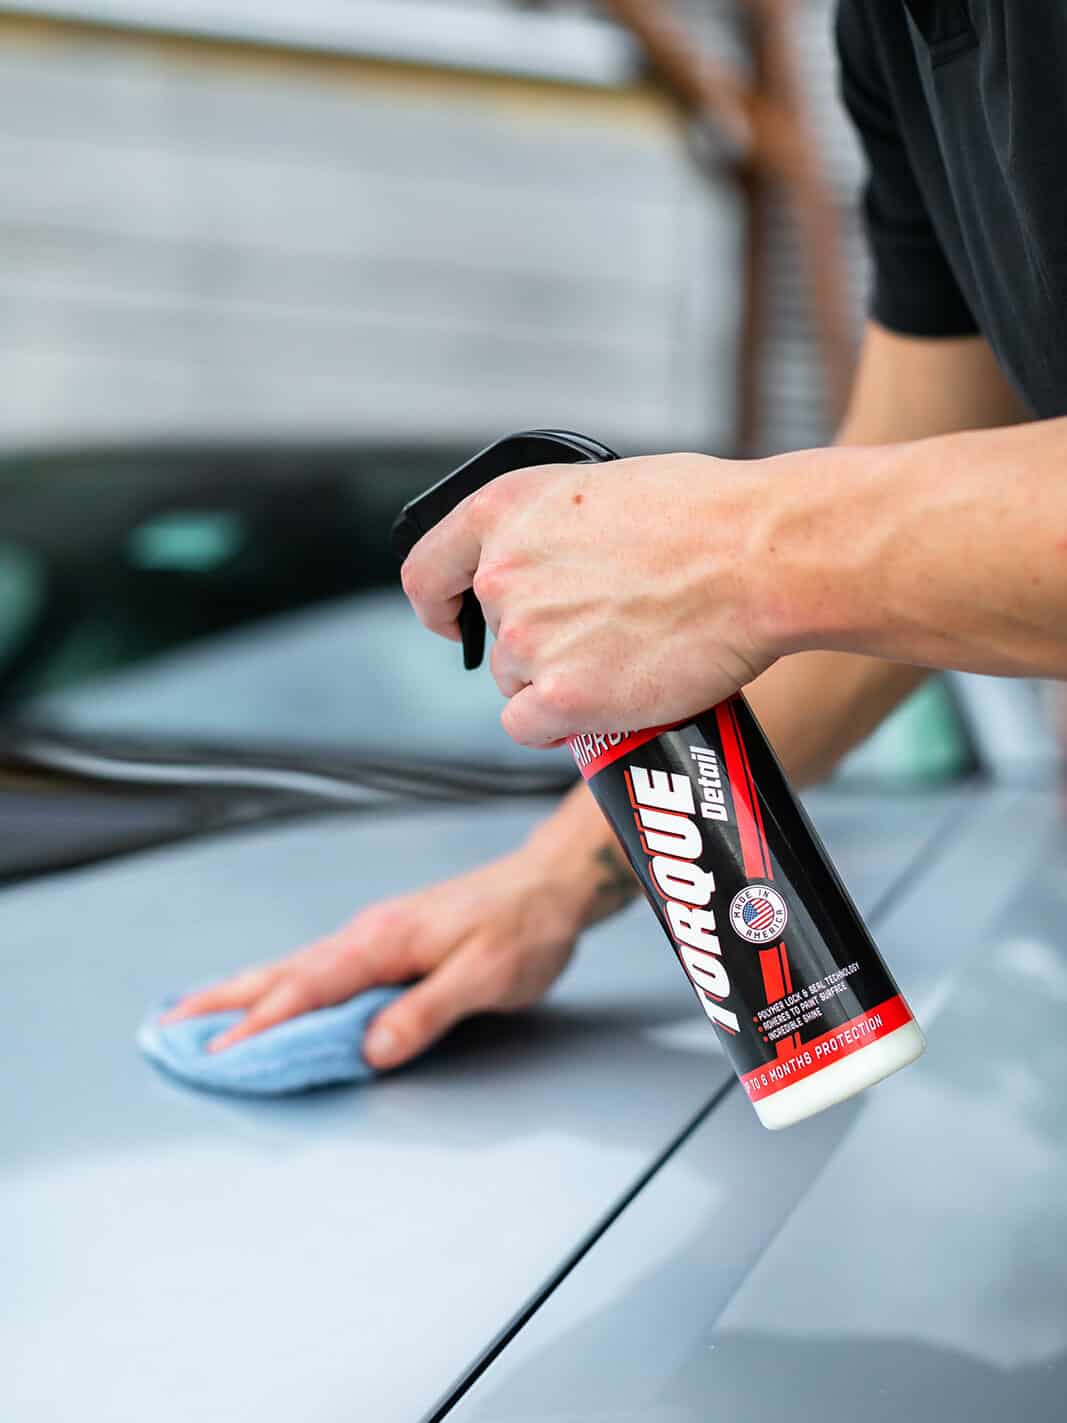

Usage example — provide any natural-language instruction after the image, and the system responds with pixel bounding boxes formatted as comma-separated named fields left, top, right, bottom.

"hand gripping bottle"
left=393, top=431, right=925, bottom=1128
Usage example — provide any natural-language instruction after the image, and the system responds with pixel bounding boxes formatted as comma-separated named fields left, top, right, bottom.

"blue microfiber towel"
left=137, top=983, right=405, bottom=1095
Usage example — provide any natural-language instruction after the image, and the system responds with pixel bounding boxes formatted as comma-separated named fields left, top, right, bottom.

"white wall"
left=0, top=20, right=740, bottom=451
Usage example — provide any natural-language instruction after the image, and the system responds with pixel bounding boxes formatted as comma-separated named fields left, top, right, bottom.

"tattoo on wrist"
left=592, top=844, right=638, bottom=905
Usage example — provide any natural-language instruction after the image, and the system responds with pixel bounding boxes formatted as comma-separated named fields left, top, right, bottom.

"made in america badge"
left=730, top=885, right=789, bottom=944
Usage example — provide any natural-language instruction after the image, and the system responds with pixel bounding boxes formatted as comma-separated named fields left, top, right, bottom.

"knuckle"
left=355, top=897, right=406, bottom=939
left=472, top=478, right=509, bottom=517
left=276, top=975, right=314, bottom=1014
left=468, top=482, right=498, bottom=525
left=244, top=1005, right=275, bottom=1034
left=399, top=559, right=422, bottom=601
left=538, top=672, right=585, bottom=720
left=496, top=618, right=531, bottom=661
left=470, top=470, right=528, bottom=527
left=248, top=973, right=279, bottom=1000
left=299, top=969, right=333, bottom=1012
left=489, top=468, right=529, bottom=508
left=472, top=559, right=509, bottom=606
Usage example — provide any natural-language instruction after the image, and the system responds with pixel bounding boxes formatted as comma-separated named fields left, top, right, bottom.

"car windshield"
left=0, top=441, right=977, bottom=795
left=0, top=442, right=572, bottom=771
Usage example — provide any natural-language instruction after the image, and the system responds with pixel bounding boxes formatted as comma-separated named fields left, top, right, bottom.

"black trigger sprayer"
left=392, top=431, right=924, bottom=1128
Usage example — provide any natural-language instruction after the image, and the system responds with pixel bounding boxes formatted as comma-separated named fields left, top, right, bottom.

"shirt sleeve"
left=835, top=0, right=977, bottom=337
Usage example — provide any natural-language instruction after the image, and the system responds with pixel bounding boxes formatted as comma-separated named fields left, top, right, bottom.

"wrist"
left=522, top=794, right=638, bottom=928
left=749, top=444, right=903, bottom=661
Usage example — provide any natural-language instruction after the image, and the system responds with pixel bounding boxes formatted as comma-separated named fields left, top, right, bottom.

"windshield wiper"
left=0, top=727, right=578, bottom=886
left=0, top=726, right=579, bottom=806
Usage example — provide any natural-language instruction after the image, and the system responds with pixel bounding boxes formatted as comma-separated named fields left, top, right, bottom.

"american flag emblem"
left=730, top=884, right=788, bottom=943
left=742, top=897, right=778, bottom=934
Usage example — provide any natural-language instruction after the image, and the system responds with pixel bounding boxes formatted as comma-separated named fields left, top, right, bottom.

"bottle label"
left=570, top=697, right=913, bottom=1104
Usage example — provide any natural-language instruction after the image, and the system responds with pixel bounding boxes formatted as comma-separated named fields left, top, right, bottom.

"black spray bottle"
left=393, top=431, right=925, bottom=1128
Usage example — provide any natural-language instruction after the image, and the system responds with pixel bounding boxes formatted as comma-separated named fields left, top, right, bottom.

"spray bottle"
left=393, top=431, right=925, bottom=1128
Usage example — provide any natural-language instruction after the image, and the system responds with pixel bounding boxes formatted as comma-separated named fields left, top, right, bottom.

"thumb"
left=500, top=682, right=578, bottom=748
left=362, top=941, right=500, bottom=1069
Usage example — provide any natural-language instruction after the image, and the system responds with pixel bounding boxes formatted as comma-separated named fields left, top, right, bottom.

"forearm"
left=745, top=652, right=926, bottom=785
left=764, top=417, right=1067, bottom=680
left=742, top=341, right=963, bottom=786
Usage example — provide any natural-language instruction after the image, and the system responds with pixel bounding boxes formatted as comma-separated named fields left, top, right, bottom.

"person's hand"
left=159, top=845, right=596, bottom=1069
left=400, top=451, right=789, bottom=745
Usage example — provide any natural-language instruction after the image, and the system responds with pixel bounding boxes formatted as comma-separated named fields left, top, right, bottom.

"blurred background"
left=0, top=0, right=1059, bottom=806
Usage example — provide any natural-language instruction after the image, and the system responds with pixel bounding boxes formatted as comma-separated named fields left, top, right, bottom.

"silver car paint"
left=449, top=789, right=1067, bottom=1421
left=2, top=786, right=959, bottom=1421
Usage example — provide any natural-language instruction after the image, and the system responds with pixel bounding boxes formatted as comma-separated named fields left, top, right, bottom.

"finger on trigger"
left=399, top=499, right=484, bottom=640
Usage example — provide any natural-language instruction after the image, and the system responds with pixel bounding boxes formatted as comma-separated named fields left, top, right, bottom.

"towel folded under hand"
left=137, top=983, right=405, bottom=1096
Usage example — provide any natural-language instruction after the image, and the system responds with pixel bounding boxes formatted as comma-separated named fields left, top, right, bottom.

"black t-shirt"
left=836, top=0, right=1067, bottom=416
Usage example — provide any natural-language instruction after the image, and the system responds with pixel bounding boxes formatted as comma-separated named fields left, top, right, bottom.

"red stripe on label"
left=779, top=943, right=794, bottom=995
left=741, top=995, right=913, bottom=1102
left=569, top=725, right=676, bottom=781
left=730, top=699, right=773, bottom=880
left=776, top=945, right=801, bottom=1053
left=715, top=698, right=770, bottom=880
left=759, top=946, right=786, bottom=1005
left=759, top=943, right=802, bottom=1059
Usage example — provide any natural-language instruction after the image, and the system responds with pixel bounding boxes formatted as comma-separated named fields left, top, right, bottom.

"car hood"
left=3, top=785, right=967, bottom=1422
